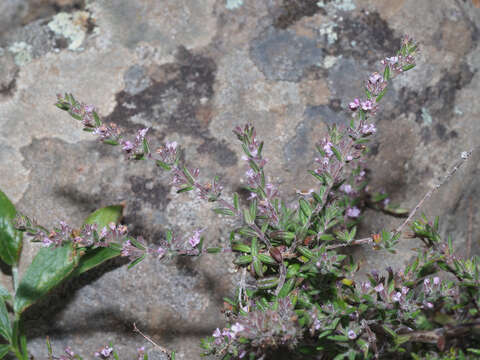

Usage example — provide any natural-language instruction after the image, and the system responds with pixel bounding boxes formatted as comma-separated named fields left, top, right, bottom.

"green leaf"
left=258, top=253, right=276, bottom=265
left=93, top=111, right=101, bottom=127
left=231, top=243, right=251, bottom=253
left=0, top=297, right=11, bottom=342
left=257, top=277, right=279, bottom=290
left=83, top=205, right=123, bottom=228
left=127, top=253, right=146, bottom=269
left=402, top=64, right=415, bottom=72
left=177, top=186, right=194, bottom=194
left=376, top=87, right=387, bottom=102
left=14, top=244, right=77, bottom=314
left=0, top=344, right=9, bottom=359
left=69, top=205, right=124, bottom=278
left=233, top=193, right=239, bottom=211
left=103, top=139, right=119, bottom=146
left=0, top=189, right=23, bottom=266
left=156, top=160, right=172, bottom=171
left=383, top=65, right=391, bottom=82
left=278, top=278, right=295, bottom=298
left=330, top=146, right=342, bottom=162
left=71, top=247, right=121, bottom=277
left=213, top=208, right=235, bottom=217
left=298, top=198, right=312, bottom=218
left=234, top=255, right=253, bottom=265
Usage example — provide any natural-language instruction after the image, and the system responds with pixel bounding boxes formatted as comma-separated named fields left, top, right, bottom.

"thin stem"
left=393, top=150, right=473, bottom=238
left=133, top=323, right=173, bottom=359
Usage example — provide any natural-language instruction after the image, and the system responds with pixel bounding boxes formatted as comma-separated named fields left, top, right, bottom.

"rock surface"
left=0, top=0, right=480, bottom=358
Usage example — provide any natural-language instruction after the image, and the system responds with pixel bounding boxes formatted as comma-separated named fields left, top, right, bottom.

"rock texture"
left=0, top=0, right=480, bottom=358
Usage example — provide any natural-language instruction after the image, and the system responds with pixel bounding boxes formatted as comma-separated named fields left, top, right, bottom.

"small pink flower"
left=361, top=100, right=374, bottom=111
left=188, top=229, right=205, bottom=248
left=374, top=283, right=384, bottom=293
left=347, top=329, right=357, bottom=340
left=361, top=123, right=377, bottom=135
left=323, top=141, right=334, bottom=157
left=346, top=206, right=360, bottom=218
left=230, top=322, right=245, bottom=337
left=213, top=328, right=222, bottom=338
left=392, top=292, right=402, bottom=302
left=340, top=184, right=353, bottom=194
left=349, top=98, right=360, bottom=111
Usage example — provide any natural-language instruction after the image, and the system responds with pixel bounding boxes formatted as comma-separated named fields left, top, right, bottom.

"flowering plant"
left=0, top=35, right=478, bottom=359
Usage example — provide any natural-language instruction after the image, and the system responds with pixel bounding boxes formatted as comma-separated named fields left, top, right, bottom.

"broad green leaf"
left=71, top=205, right=124, bottom=277
left=0, top=297, right=11, bottom=342
left=83, top=205, right=123, bottom=228
left=0, top=190, right=23, bottom=266
left=0, top=344, right=9, bottom=359
left=14, top=244, right=77, bottom=314
left=70, top=247, right=121, bottom=277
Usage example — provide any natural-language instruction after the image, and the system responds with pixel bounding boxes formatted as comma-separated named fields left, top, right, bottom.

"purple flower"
left=392, top=292, right=402, bottom=302
left=65, top=347, right=75, bottom=357
left=95, top=346, right=113, bottom=358
left=230, top=322, right=245, bottom=337
left=323, top=141, right=334, bottom=157
left=361, top=100, right=374, bottom=111
left=368, top=72, right=383, bottom=84
left=156, top=247, right=166, bottom=259
left=349, top=98, right=360, bottom=111
left=122, top=140, right=134, bottom=151
left=188, top=229, right=205, bottom=248
left=361, top=123, right=377, bottom=135
left=340, top=184, right=353, bottom=194
left=347, top=329, right=357, bottom=340
left=385, top=56, right=399, bottom=65
left=213, top=328, right=222, bottom=338
left=346, top=206, right=360, bottom=218
left=401, top=286, right=409, bottom=295
left=374, top=283, right=384, bottom=293
left=433, top=277, right=440, bottom=286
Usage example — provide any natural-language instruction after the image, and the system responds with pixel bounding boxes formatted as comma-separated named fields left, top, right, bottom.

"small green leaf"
left=0, top=297, right=11, bottom=342
left=278, top=278, right=295, bottom=298
left=103, top=139, right=119, bottom=146
left=257, top=277, right=279, bottom=290
left=14, top=244, right=77, bottom=314
left=253, top=258, right=263, bottom=277
left=376, top=87, right=387, bottom=102
left=402, top=64, right=415, bottom=72
left=127, top=253, right=146, bottom=269
left=156, top=160, right=171, bottom=171
left=383, top=65, right=391, bottom=82
left=234, top=255, right=253, bottom=265
left=231, top=243, right=251, bottom=253
left=258, top=253, right=276, bottom=265
left=177, top=186, right=194, bottom=193
left=93, top=111, right=101, bottom=127
left=233, top=193, right=239, bottom=211
left=0, top=189, right=23, bottom=266
left=206, top=247, right=221, bottom=254
left=213, top=208, right=235, bottom=217
left=331, top=146, right=342, bottom=162
left=298, top=199, right=312, bottom=218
